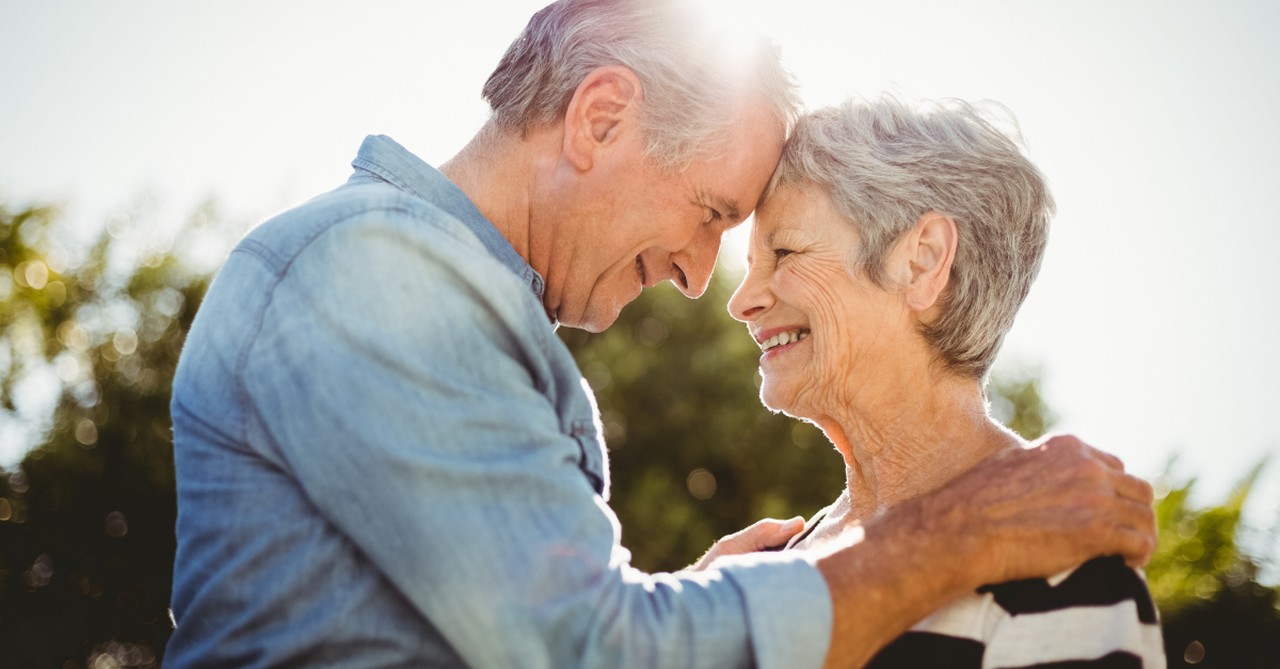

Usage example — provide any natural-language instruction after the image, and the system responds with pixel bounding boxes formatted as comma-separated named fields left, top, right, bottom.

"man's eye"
left=773, top=248, right=794, bottom=260
left=706, top=209, right=723, bottom=224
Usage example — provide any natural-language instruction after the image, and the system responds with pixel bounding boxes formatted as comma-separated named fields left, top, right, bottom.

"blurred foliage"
left=0, top=200, right=1276, bottom=667
left=0, top=202, right=213, bottom=669
left=988, top=367, right=1057, bottom=441
left=1148, top=463, right=1280, bottom=668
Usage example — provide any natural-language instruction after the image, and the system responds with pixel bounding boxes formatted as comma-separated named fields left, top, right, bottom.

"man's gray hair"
left=770, top=97, right=1055, bottom=379
left=482, top=0, right=799, bottom=170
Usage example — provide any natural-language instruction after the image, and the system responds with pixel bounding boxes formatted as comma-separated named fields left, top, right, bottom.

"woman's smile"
left=757, top=327, right=811, bottom=360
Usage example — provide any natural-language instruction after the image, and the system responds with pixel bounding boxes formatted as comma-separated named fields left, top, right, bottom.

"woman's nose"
left=728, top=270, right=769, bottom=323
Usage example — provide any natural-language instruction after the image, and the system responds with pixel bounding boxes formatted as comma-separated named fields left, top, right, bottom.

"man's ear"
left=902, top=211, right=958, bottom=313
left=561, top=66, right=642, bottom=172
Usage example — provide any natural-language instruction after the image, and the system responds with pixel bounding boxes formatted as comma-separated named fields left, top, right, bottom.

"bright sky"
left=1, top=1, right=1277, bottom=538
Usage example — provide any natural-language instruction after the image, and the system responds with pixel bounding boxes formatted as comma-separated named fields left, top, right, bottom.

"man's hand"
left=687, top=517, right=806, bottom=571
left=916, top=433, right=1157, bottom=585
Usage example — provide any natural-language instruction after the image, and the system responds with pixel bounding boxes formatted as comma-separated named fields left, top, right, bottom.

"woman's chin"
left=758, top=383, right=797, bottom=416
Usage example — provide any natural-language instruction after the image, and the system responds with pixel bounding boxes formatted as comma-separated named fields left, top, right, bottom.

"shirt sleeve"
left=239, top=212, right=833, bottom=669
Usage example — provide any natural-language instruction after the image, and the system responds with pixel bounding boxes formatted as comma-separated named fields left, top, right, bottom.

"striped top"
left=865, top=555, right=1166, bottom=668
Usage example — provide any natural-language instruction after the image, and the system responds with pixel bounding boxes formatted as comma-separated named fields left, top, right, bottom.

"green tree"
left=0, top=201, right=214, bottom=668
left=1148, top=463, right=1280, bottom=668
left=988, top=365, right=1057, bottom=441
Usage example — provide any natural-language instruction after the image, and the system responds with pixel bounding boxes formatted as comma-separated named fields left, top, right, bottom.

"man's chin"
left=559, top=307, right=620, bottom=333
left=555, top=291, right=633, bottom=332
left=581, top=311, right=621, bottom=333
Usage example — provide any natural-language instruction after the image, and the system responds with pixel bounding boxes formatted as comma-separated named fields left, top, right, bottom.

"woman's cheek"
left=784, top=269, right=862, bottom=412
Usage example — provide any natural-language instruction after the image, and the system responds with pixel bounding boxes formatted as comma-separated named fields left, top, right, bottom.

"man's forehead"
left=688, top=113, right=784, bottom=227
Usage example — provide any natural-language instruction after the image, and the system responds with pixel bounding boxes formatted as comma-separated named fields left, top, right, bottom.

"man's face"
left=550, top=101, right=786, bottom=332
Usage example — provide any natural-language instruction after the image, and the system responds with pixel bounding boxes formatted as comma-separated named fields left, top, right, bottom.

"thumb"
left=748, top=516, right=806, bottom=550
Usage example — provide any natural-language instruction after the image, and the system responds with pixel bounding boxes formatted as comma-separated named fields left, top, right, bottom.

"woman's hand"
left=686, top=516, right=806, bottom=571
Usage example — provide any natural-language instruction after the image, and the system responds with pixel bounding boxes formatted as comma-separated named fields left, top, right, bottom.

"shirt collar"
left=348, top=134, right=546, bottom=300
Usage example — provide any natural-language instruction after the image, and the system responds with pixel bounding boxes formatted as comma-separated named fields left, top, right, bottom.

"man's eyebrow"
left=709, top=194, right=743, bottom=224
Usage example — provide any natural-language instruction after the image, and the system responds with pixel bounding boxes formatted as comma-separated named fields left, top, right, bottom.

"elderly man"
left=166, top=1, right=1157, bottom=667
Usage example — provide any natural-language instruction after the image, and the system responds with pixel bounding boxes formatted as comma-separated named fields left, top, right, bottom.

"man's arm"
left=816, top=437, right=1157, bottom=669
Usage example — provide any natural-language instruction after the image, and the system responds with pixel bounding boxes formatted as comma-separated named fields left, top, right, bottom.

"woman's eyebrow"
left=765, top=224, right=799, bottom=247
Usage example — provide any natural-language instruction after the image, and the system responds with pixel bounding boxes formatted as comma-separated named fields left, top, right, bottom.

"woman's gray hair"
left=482, top=0, right=800, bottom=170
left=770, top=97, right=1055, bottom=379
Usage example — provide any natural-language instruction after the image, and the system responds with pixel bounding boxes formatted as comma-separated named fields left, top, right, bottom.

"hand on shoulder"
left=913, top=434, right=1157, bottom=588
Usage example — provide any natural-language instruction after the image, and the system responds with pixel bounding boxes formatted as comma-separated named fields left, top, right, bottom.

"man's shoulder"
left=239, top=181, right=488, bottom=272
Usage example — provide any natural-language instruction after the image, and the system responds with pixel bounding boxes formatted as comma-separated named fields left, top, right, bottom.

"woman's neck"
left=812, top=369, right=1024, bottom=521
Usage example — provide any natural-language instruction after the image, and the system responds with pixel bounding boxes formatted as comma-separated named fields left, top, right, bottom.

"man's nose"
left=669, top=230, right=722, bottom=298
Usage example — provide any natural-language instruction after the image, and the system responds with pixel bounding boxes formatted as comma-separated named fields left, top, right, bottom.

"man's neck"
left=439, top=122, right=545, bottom=268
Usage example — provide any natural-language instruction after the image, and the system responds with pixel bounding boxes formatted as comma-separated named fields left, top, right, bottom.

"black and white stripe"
left=864, top=556, right=1165, bottom=668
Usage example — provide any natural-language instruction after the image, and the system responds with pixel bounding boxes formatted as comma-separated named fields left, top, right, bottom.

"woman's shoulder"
left=978, top=555, right=1158, bottom=624
left=974, top=556, right=1165, bottom=667
left=865, top=557, right=1165, bottom=668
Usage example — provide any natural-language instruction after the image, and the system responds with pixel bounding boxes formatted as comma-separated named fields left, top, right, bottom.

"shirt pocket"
left=566, top=378, right=609, bottom=499
left=568, top=418, right=608, bottom=499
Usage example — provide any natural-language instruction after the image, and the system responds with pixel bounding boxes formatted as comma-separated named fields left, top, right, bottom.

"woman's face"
left=728, top=184, right=913, bottom=418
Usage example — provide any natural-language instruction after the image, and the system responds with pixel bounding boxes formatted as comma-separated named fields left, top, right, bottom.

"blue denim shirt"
left=167, top=135, right=833, bottom=668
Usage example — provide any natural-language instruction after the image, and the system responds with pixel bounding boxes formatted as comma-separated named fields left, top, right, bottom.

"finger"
left=778, top=516, right=805, bottom=537
left=1042, top=433, right=1125, bottom=473
left=754, top=516, right=805, bottom=549
left=1110, top=471, right=1155, bottom=505
left=1114, top=527, right=1157, bottom=568
left=1080, top=442, right=1125, bottom=473
left=1037, top=433, right=1083, bottom=454
left=1096, top=497, right=1157, bottom=563
left=1116, top=495, right=1157, bottom=536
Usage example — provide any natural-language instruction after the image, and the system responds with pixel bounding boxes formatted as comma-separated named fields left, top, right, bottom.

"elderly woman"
left=727, top=98, right=1166, bottom=667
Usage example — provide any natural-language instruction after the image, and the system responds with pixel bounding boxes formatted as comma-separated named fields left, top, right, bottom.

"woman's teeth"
left=761, top=330, right=809, bottom=352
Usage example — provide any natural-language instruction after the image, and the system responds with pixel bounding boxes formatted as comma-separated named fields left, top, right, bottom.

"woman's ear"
left=560, top=66, right=642, bottom=172
left=903, top=211, right=958, bottom=313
